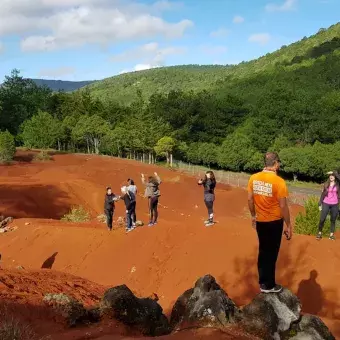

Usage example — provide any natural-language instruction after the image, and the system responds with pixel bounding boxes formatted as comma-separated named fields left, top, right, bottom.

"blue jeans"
left=126, top=203, right=136, bottom=229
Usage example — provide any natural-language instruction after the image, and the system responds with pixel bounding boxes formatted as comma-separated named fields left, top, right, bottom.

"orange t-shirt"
left=247, top=171, right=288, bottom=222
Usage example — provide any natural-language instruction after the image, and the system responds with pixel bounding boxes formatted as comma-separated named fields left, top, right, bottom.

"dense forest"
left=31, top=79, right=96, bottom=92
left=1, top=23, right=340, bottom=182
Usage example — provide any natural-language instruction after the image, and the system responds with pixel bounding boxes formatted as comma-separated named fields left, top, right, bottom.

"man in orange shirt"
left=248, top=152, right=292, bottom=293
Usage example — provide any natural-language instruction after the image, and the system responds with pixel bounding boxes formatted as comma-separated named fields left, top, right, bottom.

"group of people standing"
left=104, top=172, right=161, bottom=232
left=104, top=152, right=338, bottom=295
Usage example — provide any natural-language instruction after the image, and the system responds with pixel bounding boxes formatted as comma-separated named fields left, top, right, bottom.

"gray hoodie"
left=142, top=175, right=161, bottom=198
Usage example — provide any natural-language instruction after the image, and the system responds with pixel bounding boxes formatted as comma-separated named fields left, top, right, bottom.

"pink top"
left=323, top=185, right=339, bottom=205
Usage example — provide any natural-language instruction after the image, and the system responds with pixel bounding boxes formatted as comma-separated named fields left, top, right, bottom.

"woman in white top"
left=127, top=179, right=137, bottom=225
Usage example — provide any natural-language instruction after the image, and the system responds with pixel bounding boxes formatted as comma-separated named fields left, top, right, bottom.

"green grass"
left=61, top=206, right=90, bottom=222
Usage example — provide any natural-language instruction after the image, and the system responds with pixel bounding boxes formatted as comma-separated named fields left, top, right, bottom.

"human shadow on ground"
left=297, top=270, right=323, bottom=315
left=0, top=184, right=72, bottom=219
left=41, top=252, right=58, bottom=269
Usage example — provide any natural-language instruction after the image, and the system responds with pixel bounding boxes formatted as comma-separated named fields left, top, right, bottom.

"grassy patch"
left=33, top=151, right=52, bottom=162
left=295, top=196, right=329, bottom=235
left=61, top=206, right=90, bottom=222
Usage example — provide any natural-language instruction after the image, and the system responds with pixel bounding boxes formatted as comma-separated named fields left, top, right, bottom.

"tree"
left=218, top=133, right=256, bottom=171
left=0, top=131, right=16, bottom=162
left=154, top=136, right=176, bottom=166
left=0, top=69, right=51, bottom=134
left=72, top=115, right=110, bottom=154
left=20, top=111, right=61, bottom=149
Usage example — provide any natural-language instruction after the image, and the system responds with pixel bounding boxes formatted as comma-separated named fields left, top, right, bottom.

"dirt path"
left=0, top=151, right=339, bottom=338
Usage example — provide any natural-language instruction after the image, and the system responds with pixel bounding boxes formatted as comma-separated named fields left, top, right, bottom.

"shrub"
left=33, top=151, right=52, bottom=162
left=0, top=306, right=37, bottom=340
left=0, top=130, right=16, bottom=163
left=61, top=206, right=90, bottom=222
left=295, top=196, right=330, bottom=235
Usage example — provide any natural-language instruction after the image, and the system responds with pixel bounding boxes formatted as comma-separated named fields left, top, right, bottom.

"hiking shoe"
left=260, top=284, right=283, bottom=293
left=329, top=234, right=336, bottom=241
left=316, top=232, right=322, bottom=240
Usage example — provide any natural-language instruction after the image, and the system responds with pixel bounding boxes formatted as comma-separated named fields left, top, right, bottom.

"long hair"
left=128, top=178, right=135, bottom=185
left=203, top=171, right=216, bottom=184
left=324, top=174, right=339, bottom=193
left=148, top=176, right=158, bottom=185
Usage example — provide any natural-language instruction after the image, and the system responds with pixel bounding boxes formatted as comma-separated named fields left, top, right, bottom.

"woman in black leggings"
left=141, top=172, right=161, bottom=227
left=317, top=170, right=340, bottom=241
left=198, top=171, right=216, bottom=227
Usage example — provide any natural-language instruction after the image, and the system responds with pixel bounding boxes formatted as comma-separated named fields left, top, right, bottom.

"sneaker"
left=205, top=222, right=214, bottom=227
left=329, top=234, right=336, bottom=241
left=316, top=232, right=322, bottom=240
left=126, top=228, right=134, bottom=233
left=260, top=284, right=283, bottom=293
left=153, top=221, right=157, bottom=226
left=148, top=222, right=154, bottom=227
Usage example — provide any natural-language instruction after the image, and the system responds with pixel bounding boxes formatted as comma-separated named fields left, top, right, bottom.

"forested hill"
left=1, top=22, right=340, bottom=182
left=31, top=79, right=95, bottom=92
left=85, top=22, right=340, bottom=104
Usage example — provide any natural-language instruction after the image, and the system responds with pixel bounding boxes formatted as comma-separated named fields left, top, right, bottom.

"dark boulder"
left=239, top=288, right=301, bottom=339
left=289, top=314, right=335, bottom=340
left=101, top=284, right=170, bottom=336
left=170, top=274, right=240, bottom=330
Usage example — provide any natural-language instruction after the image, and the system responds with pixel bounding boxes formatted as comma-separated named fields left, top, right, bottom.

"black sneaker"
left=260, top=284, right=283, bottom=293
left=316, top=232, right=322, bottom=240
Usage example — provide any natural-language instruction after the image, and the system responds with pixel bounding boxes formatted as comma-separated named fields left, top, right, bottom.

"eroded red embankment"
left=0, top=151, right=339, bottom=338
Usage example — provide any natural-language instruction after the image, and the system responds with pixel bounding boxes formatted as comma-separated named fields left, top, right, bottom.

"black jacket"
left=121, top=191, right=136, bottom=210
left=104, top=193, right=118, bottom=211
left=319, top=171, right=340, bottom=205
left=198, top=178, right=216, bottom=195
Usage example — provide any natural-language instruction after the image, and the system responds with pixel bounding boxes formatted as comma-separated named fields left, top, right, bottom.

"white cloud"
left=201, top=45, right=227, bottom=55
left=0, top=0, right=192, bottom=52
left=248, top=33, right=271, bottom=45
left=210, top=28, right=230, bottom=38
left=265, top=0, right=297, bottom=12
left=111, top=42, right=186, bottom=68
left=38, top=66, right=75, bottom=78
left=233, top=15, right=244, bottom=24
left=119, top=64, right=159, bottom=74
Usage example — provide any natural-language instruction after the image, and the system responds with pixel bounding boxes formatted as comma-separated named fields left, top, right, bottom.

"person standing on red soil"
left=120, top=186, right=136, bottom=233
left=247, top=152, right=292, bottom=294
left=198, top=171, right=216, bottom=227
left=104, top=186, right=120, bottom=231
left=317, top=170, right=340, bottom=241
left=127, top=178, right=138, bottom=226
left=141, top=172, right=161, bottom=227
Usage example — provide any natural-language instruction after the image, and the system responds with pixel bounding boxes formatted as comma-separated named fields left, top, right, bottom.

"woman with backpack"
left=120, top=186, right=136, bottom=233
left=317, top=170, right=340, bottom=241
left=127, top=178, right=138, bottom=226
left=141, top=172, right=161, bottom=227
left=198, top=171, right=216, bottom=227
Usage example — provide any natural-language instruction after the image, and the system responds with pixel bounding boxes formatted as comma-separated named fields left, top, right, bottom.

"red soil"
left=0, top=151, right=340, bottom=339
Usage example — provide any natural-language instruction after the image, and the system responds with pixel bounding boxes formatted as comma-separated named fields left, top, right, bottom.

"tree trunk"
left=170, top=153, right=173, bottom=167
left=57, top=139, right=61, bottom=151
left=166, top=152, right=170, bottom=165
left=148, top=152, right=152, bottom=164
left=142, top=153, right=146, bottom=163
left=86, top=138, right=90, bottom=154
left=94, top=138, right=99, bottom=154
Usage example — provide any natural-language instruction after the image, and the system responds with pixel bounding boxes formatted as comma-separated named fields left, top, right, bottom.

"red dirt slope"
left=0, top=151, right=339, bottom=338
